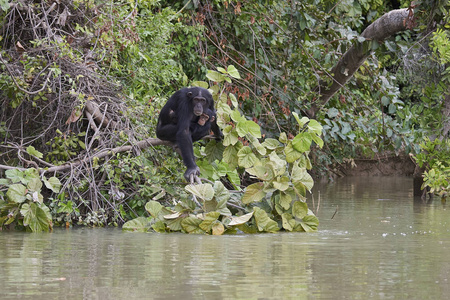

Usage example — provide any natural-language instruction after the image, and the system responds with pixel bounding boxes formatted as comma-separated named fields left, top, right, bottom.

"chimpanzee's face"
left=187, top=88, right=210, bottom=116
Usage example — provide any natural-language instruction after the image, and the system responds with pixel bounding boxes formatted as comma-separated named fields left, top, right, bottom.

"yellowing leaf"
left=229, top=212, right=254, bottom=226
left=242, top=182, right=265, bottom=204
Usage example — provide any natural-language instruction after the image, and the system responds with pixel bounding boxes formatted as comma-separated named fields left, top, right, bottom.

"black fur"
left=156, top=87, right=221, bottom=181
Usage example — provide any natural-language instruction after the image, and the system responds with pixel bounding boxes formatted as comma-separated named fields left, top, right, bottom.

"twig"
left=331, top=205, right=338, bottom=219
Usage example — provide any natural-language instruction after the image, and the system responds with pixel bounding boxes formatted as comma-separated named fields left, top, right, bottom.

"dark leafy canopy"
left=165, top=0, right=449, bottom=166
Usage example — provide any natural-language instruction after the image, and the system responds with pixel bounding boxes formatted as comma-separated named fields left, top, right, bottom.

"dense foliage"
left=0, top=0, right=449, bottom=231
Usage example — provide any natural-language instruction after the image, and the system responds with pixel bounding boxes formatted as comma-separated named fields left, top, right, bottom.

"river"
left=0, top=176, right=449, bottom=299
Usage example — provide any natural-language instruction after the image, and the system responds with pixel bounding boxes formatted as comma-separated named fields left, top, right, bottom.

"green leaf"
left=246, top=165, right=274, bottom=181
left=217, top=67, right=227, bottom=73
left=43, top=177, right=61, bottom=193
left=229, top=93, right=238, bottom=108
left=6, top=184, right=27, bottom=203
left=227, top=65, right=241, bottom=79
left=307, top=119, right=323, bottom=135
left=292, top=201, right=308, bottom=219
left=242, top=182, right=265, bottom=204
left=206, top=70, right=227, bottom=82
left=253, top=207, right=279, bottom=233
left=279, top=132, right=288, bottom=144
left=214, top=181, right=230, bottom=205
left=26, top=146, right=43, bottom=159
left=205, top=140, right=224, bottom=162
left=228, top=212, right=254, bottom=226
left=237, top=146, right=258, bottom=168
left=273, top=176, right=290, bottom=191
left=145, top=200, right=163, bottom=218
left=20, top=203, right=52, bottom=232
left=268, top=152, right=286, bottom=176
left=292, top=132, right=313, bottom=153
left=185, top=184, right=215, bottom=201
left=223, top=143, right=242, bottom=168
left=122, top=217, right=151, bottom=232
left=300, top=215, right=319, bottom=232
left=212, top=222, right=225, bottom=235
left=291, top=162, right=314, bottom=191
left=5, top=169, right=24, bottom=183
left=181, top=217, right=205, bottom=234
left=285, top=142, right=303, bottom=163
left=191, top=81, right=209, bottom=89
left=261, top=138, right=280, bottom=150
left=281, top=213, right=296, bottom=231
left=245, top=121, right=262, bottom=138
left=279, top=191, right=292, bottom=210
left=223, top=125, right=239, bottom=146
left=152, top=220, right=167, bottom=233
left=199, top=211, right=221, bottom=232
left=27, top=177, right=42, bottom=192
left=292, top=112, right=309, bottom=128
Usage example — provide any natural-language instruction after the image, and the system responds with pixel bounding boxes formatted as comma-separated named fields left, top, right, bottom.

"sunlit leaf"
left=166, top=217, right=184, bottom=231
left=190, top=81, right=209, bottom=89
left=261, top=138, right=280, bottom=149
left=185, top=183, right=214, bottom=201
left=164, top=211, right=182, bottom=219
left=246, top=165, right=274, bottom=181
left=292, top=112, right=309, bottom=127
left=27, top=177, right=42, bottom=192
left=145, top=200, right=163, bottom=218
left=181, top=216, right=205, bottom=234
left=242, top=182, right=265, bottom=204
left=228, top=212, right=254, bottom=226
left=307, top=119, right=323, bottom=135
left=206, top=70, right=226, bottom=82
left=279, top=191, right=292, bottom=210
left=6, top=184, right=27, bottom=203
left=273, top=176, right=290, bottom=191
left=237, top=146, right=258, bottom=168
left=285, top=142, right=302, bottom=163
left=214, top=181, right=230, bottom=205
left=223, top=143, right=242, bottom=168
left=268, top=152, right=286, bottom=176
left=20, top=203, right=52, bottom=232
left=212, top=222, right=225, bottom=235
left=227, top=65, right=241, bottom=79
left=223, top=125, right=239, bottom=146
left=5, top=169, right=24, bottom=184
left=300, top=215, right=319, bottom=232
left=199, top=211, right=220, bottom=232
left=26, top=146, right=43, bottom=159
left=292, top=132, right=312, bottom=153
left=217, top=67, right=227, bottom=73
left=43, top=177, right=61, bottom=193
left=281, top=213, right=296, bottom=231
left=291, top=162, right=314, bottom=191
left=229, top=93, right=238, bottom=108
left=279, top=132, right=288, bottom=144
left=122, top=217, right=151, bottom=232
left=292, top=201, right=308, bottom=219
left=253, top=207, right=279, bottom=233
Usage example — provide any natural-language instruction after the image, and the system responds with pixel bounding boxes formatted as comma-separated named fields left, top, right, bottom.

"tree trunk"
left=308, top=8, right=414, bottom=118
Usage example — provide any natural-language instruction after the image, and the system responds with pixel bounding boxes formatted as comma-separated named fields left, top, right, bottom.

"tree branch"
left=308, top=8, right=414, bottom=118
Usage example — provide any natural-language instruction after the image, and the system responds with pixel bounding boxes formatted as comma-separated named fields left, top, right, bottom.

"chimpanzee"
left=156, top=87, right=221, bottom=182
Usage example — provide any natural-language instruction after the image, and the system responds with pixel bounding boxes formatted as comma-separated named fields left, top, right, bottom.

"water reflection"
left=1, top=177, right=449, bottom=299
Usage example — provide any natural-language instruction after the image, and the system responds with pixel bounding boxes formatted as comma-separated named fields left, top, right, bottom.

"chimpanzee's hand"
left=184, top=166, right=201, bottom=183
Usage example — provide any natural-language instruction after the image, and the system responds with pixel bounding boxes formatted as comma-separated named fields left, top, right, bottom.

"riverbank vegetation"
left=0, top=0, right=449, bottom=232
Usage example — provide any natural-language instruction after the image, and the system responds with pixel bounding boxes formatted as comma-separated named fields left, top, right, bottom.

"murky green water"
left=1, top=177, right=449, bottom=299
